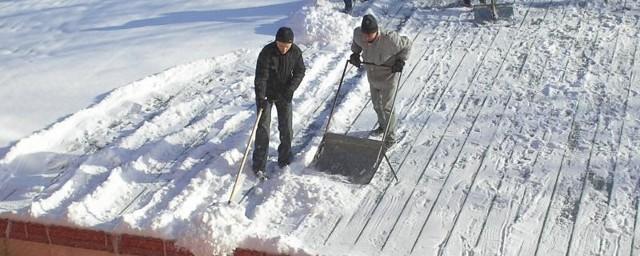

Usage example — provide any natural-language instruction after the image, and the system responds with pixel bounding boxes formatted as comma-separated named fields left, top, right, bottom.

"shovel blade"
left=313, top=133, right=384, bottom=184
left=474, top=3, right=514, bottom=22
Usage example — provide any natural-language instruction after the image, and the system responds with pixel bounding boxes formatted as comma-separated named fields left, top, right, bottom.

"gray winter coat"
left=351, top=27, right=412, bottom=88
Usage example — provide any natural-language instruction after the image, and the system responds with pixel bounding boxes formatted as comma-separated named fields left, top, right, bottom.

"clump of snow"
left=238, top=235, right=315, bottom=256
left=222, top=149, right=244, bottom=166
left=178, top=205, right=251, bottom=255
left=173, top=165, right=367, bottom=255
left=289, top=0, right=359, bottom=47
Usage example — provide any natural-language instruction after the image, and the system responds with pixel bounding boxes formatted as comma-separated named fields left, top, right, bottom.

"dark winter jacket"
left=254, top=42, right=306, bottom=102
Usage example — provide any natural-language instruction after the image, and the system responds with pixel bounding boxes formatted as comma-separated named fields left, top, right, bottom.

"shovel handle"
left=374, top=71, right=403, bottom=173
left=323, top=60, right=350, bottom=135
left=228, top=108, right=264, bottom=204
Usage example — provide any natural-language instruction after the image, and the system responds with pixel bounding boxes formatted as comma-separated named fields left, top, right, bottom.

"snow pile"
left=239, top=168, right=365, bottom=254
left=289, top=0, right=360, bottom=47
left=182, top=207, right=251, bottom=255
left=178, top=169, right=365, bottom=255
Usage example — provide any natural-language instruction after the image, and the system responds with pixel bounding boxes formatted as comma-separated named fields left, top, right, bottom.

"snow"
left=2, top=0, right=640, bottom=255
left=0, top=0, right=305, bottom=149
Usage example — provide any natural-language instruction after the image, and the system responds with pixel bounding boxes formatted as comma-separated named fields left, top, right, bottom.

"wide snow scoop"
left=312, top=60, right=399, bottom=185
left=474, top=0, right=514, bottom=22
left=314, top=133, right=385, bottom=184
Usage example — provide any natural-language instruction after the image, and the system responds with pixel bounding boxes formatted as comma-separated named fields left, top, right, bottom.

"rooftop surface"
left=1, top=0, right=639, bottom=255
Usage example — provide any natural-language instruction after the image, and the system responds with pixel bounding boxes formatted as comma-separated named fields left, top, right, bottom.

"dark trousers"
left=252, top=99, right=293, bottom=170
left=344, top=0, right=352, bottom=10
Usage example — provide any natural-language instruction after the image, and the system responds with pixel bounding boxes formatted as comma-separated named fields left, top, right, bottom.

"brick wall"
left=0, top=218, right=283, bottom=256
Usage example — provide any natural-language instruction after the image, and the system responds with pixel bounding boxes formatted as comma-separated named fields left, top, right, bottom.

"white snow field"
left=0, top=0, right=305, bottom=149
left=2, top=0, right=640, bottom=255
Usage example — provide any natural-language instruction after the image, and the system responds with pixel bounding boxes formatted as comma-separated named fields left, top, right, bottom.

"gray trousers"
left=369, top=74, right=398, bottom=141
left=252, top=99, right=293, bottom=171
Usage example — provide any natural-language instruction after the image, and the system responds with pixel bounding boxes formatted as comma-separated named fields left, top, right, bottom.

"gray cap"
left=361, top=14, right=378, bottom=34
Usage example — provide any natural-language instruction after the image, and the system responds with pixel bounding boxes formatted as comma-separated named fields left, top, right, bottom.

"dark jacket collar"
left=267, top=41, right=298, bottom=56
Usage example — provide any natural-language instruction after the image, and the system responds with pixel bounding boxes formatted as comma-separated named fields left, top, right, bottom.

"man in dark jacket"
left=252, top=27, right=306, bottom=176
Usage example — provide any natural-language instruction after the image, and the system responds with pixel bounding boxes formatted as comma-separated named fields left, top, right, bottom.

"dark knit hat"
left=361, top=14, right=378, bottom=34
left=275, top=27, right=294, bottom=43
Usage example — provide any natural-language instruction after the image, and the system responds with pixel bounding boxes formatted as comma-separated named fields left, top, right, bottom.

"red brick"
left=0, top=219, right=203, bottom=256
left=25, top=222, right=49, bottom=243
left=8, top=221, right=27, bottom=240
left=0, top=219, right=8, bottom=238
left=234, top=250, right=253, bottom=256
left=105, top=233, right=116, bottom=252
left=48, top=225, right=113, bottom=252
left=234, top=249, right=283, bottom=256
left=120, top=234, right=165, bottom=256
left=234, top=249, right=255, bottom=256
left=165, top=240, right=195, bottom=256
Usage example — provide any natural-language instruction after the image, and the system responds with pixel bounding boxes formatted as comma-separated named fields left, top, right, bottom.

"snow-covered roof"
left=2, top=0, right=640, bottom=255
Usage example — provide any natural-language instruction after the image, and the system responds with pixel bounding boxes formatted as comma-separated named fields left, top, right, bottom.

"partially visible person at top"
left=343, top=0, right=369, bottom=14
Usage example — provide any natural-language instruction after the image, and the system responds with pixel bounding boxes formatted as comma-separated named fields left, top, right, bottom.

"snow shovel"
left=228, top=108, right=263, bottom=204
left=312, top=60, right=399, bottom=185
left=473, top=0, right=514, bottom=22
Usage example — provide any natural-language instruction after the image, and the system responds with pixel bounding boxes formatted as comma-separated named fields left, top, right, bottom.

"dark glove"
left=391, top=59, right=405, bottom=73
left=349, top=53, right=361, bottom=68
left=257, top=97, right=268, bottom=110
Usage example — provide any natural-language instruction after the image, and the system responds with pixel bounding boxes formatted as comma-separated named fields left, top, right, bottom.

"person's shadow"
left=85, top=1, right=305, bottom=35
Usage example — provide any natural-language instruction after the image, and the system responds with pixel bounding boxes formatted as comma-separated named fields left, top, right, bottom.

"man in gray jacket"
left=349, top=14, right=412, bottom=147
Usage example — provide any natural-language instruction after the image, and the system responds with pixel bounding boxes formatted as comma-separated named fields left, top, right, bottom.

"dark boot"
left=278, top=159, right=291, bottom=168
left=370, top=126, right=384, bottom=135
left=252, top=166, right=268, bottom=180
left=384, top=137, right=396, bottom=149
